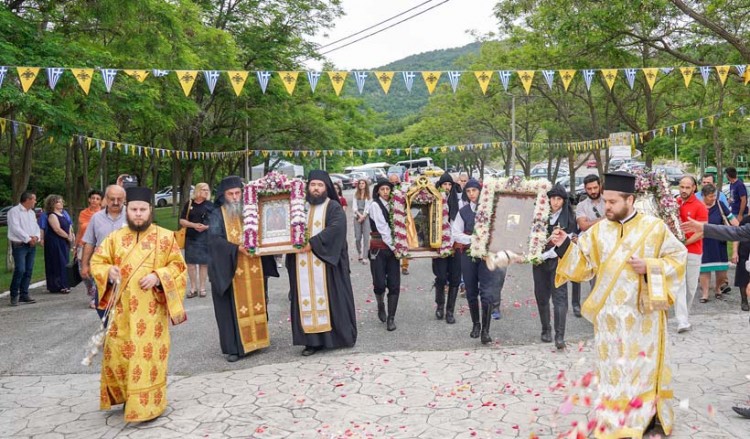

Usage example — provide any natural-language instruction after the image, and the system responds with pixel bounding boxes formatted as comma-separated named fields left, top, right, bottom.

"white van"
left=395, top=158, right=434, bottom=171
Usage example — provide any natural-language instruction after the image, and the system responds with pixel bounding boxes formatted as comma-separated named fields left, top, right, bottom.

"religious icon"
left=489, top=194, right=537, bottom=255
left=399, top=176, right=450, bottom=258
left=259, top=196, right=292, bottom=247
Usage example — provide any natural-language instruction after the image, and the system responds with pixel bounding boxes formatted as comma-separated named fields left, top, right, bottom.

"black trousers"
left=459, top=252, right=505, bottom=306
left=369, top=247, right=401, bottom=297
left=532, top=258, right=568, bottom=331
left=432, top=253, right=461, bottom=289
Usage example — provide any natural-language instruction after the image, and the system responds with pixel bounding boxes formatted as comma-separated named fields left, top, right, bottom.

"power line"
left=318, top=0, right=436, bottom=50
left=318, top=0, right=452, bottom=57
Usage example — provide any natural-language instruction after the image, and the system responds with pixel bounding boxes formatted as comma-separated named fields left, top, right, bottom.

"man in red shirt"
left=677, top=176, right=708, bottom=333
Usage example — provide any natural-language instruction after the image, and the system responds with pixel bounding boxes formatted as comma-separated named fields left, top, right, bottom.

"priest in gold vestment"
left=90, top=187, right=187, bottom=423
left=550, top=172, right=687, bottom=438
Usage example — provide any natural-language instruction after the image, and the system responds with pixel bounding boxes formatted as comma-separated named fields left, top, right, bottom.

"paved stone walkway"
left=1, top=312, right=748, bottom=438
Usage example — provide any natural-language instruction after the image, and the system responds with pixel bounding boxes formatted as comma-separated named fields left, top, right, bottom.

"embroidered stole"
left=223, top=207, right=269, bottom=352
left=295, top=199, right=333, bottom=334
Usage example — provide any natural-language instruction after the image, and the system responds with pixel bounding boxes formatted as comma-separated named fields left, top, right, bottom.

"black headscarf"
left=462, top=178, right=481, bottom=202
left=372, top=178, right=394, bottom=200
left=547, top=183, right=577, bottom=233
left=436, top=172, right=459, bottom=220
left=307, top=170, right=339, bottom=203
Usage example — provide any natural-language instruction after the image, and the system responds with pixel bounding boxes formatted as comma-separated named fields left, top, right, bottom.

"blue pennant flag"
left=257, top=71, right=271, bottom=93
left=47, top=67, right=64, bottom=90
left=306, top=71, right=321, bottom=93
left=660, top=67, right=674, bottom=75
left=432, top=147, right=438, bottom=152
left=152, top=69, right=170, bottom=77
left=402, top=71, right=415, bottom=92
left=542, top=70, right=555, bottom=89
left=447, top=71, right=461, bottom=93
left=624, top=68, right=637, bottom=89
left=699, top=66, right=712, bottom=85
left=354, top=71, right=368, bottom=94
left=681, top=123, right=686, bottom=132
left=101, top=69, right=117, bottom=93
left=582, top=69, right=595, bottom=91
left=498, top=70, right=512, bottom=91
left=0, top=66, right=6, bottom=88
left=203, top=70, right=220, bottom=94
left=735, top=65, right=747, bottom=78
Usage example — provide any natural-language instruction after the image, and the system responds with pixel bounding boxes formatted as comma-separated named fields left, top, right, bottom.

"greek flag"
left=735, top=65, right=746, bottom=78
left=203, top=70, right=220, bottom=94
left=306, top=71, right=321, bottom=92
left=447, top=71, right=461, bottom=93
left=660, top=67, right=674, bottom=75
left=0, top=66, right=6, bottom=88
left=354, top=71, right=368, bottom=94
left=47, top=67, right=64, bottom=90
left=257, top=71, right=271, bottom=93
left=152, top=69, right=170, bottom=77
left=402, top=71, right=415, bottom=92
left=582, top=69, right=595, bottom=91
left=542, top=70, right=555, bottom=89
left=101, top=68, right=117, bottom=93
left=624, top=68, right=637, bottom=89
left=498, top=70, right=512, bottom=91
left=699, top=66, right=712, bottom=85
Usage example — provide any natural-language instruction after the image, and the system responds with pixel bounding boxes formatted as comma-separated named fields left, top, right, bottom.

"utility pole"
left=507, top=94, right=516, bottom=174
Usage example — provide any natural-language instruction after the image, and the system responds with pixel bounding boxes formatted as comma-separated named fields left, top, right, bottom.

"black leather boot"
left=741, top=292, right=749, bottom=312
left=375, top=294, right=386, bottom=323
left=469, top=301, right=480, bottom=338
left=538, top=301, right=552, bottom=343
left=480, top=302, right=493, bottom=344
left=571, top=282, right=582, bottom=317
left=445, top=286, right=459, bottom=324
left=435, top=284, right=445, bottom=320
left=554, top=302, right=567, bottom=350
left=386, top=294, right=399, bottom=331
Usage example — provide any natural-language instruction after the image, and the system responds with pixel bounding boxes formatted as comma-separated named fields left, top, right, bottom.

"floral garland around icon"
left=633, top=170, right=685, bottom=242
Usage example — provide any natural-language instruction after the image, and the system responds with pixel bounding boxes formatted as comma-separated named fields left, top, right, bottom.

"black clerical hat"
left=307, top=169, right=338, bottom=202
left=125, top=187, right=152, bottom=204
left=603, top=171, right=636, bottom=193
left=219, top=175, right=243, bottom=194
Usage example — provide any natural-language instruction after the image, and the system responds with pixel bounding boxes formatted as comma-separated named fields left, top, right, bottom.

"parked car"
left=421, top=166, right=445, bottom=177
left=619, top=161, right=646, bottom=173
left=387, top=166, right=407, bottom=181
left=654, top=166, right=684, bottom=185
left=330, top=173, right=355, bottom=190
left=154, top=185, right=194, bottom=207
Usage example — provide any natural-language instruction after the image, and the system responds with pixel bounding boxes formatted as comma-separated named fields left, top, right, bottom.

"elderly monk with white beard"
left=207, top=176, right=279, bottom=362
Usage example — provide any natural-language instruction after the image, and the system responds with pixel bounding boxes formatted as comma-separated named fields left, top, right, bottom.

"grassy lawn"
left=1, top=207, right=180, bottom=292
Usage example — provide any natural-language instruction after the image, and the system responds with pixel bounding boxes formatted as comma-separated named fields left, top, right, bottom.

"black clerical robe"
left=208, top=205, right=279, bottom=356
left=285, top=199, right=357, bottom=348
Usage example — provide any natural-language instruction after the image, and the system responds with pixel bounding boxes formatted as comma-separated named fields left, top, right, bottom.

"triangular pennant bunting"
left=715, top=65, right=730, bottom=86
left=643, top=68, right=659, bottom=90
left=474, top=71, right=493, bottom=95
left=699, top=66, right=712, bottom=85
left=175, top=70, right=198, bottom=96
left=582, top=69, right=595, bottom=91
left=744, top=68, right=750, bottom=85
left=71, top=68, right=95, bottom=94
left=402, top=71, right=416, bottom=92
left=327, top=71, right=347, bottom=96
left=354, top=71, right=368, bottom=94
left=278, top=71, right=299, bottom=95
left=601, top=69, right=618, bottom=91
left=559, top=70, right=575, bottom=91
left=46, top=67, right=64, bottom=90
left=447, top=71, right=461, bottom=93
left=624, top=68, right=637, bottom=89
left=680, top=67, right=694, bottom=88
left=735, top=65, right=747, bottom=78
left=0, top=66, right=6, bottom=88
left=541, top=70, right=555, bottom=89
left=257, top=71, right=271, bottom=93
left=17, top=67, right=40, bottom=92
left=498, top=70, right=512, bottom=91
left=306, top=71, right=321, bottom=93
left=203, top=70, right=220, bottom=94
left=660, top=67, right=674, bottom=75
left=374, top=71, right=394, bottom=94
left=101, top=68, right=117, bottom=93
left=124, top=70, right=149, bottom=82
left=226, top=71, right=248, bottom=96
left=517, top=70, right=534, bottom=95
left=152, top=69, right=170, bottom=77
left=421, top=71, right=441, bottom=94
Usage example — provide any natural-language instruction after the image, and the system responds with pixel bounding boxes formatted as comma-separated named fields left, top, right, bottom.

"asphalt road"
left=1, top=193, right=745, bottom=377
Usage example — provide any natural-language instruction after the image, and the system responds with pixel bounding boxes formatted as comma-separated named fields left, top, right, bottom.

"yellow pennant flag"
left=0, top=118, right=5, bottom=134
left=277, top=71, right=299, bottom=95
left=743, top=66, right=750, bottom=85
left=374, top=71, right=395, bottom=94
left=421, top=71, right=442, bottom=94
left=16, top=67, right=40, bottom=92
left=25, top=125, right=32, bottom=139
left=474, top=71, right=493, bottom=95
left=559, top=70, right=576, bottom=91
left=71, top=68, right=95, bottom=95
left=708, top=115, right=714, bottom=125
left=226, top=71, right=249, bottom=96
left=601, top=69, right=618, bottom=91
left=642, top=68, right=659, bottom=90
left=123, top=70, right=149, bottom=82
left=517, top=70, right=535, bottom=95
left=327, top=71, right=348, bottom=96
left=175, top=70, right=198, bottom=96
left=715, top=65, right=730, bottom=86
left=680, top=67, right=694, bottom=88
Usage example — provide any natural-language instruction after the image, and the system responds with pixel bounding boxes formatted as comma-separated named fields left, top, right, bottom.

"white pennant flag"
left=660, top=67, right=674, bottom=75
left=46, top=67, right=64, bottom=90
left=354, top=71, right=368, bottom=94
left=735, top=65, right=747, bottom=78
left=447, top=71, right=461, bottom=93
left=402, top=71, right=415, bottom=92
left=541, top=70, right=555, bottom=89
left=0, top=66, right=6, bottom=88
left=699, top=66, right=712, bottom=85
left=582, top=69, right=595, bottom=91
left=498, top=70, right=512, bottom=91
left=307, top=71, right=321, bottom=92
left=203, top=70, right=220, bottom=94
left=257, top=71, right=271, bottom=93
left=101, top=68, right=117, bottom=93
left=624, top=68, right=637, bottom=89
left=152, top=69, right=170, bottom=77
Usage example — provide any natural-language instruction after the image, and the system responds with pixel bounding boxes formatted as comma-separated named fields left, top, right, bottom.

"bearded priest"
left=549, top=171, right=687, bottom=438
left=207, top=176, right=279, bottom=362
left=285, top=170, right=357, bottom=356
left=90, top=186, right=187, bottom=423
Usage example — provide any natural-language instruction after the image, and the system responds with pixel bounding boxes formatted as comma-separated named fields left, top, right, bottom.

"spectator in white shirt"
left=7, top=191, right=41, bottom=306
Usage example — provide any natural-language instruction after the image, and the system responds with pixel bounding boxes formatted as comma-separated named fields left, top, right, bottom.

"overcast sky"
left=305, top=0, right=500, bottom=70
